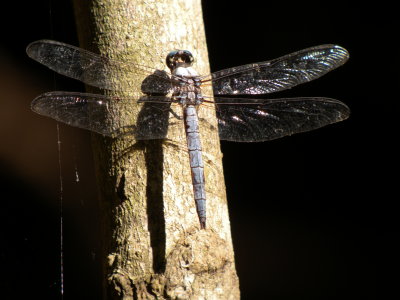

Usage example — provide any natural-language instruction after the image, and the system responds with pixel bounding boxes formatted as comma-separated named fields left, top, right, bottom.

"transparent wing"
left=208, top=45, right=349, bottom=95
left=31, top=91, right=179, bottom=139
left=214, top=97, right=350, bottom=142
left=26, top=40, right=172, bottom=93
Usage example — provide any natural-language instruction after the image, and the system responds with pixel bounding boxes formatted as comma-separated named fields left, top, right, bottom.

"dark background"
left=1, top=1, right=394, bottom=299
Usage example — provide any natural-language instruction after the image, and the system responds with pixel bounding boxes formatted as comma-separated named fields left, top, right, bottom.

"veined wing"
left=207, top=45, right=349, bottom=95
left=26, top=40, right=172, bottom=93
left=214, top=97, right=350, bottom=142
left=32, top=91, right=178, bottom=139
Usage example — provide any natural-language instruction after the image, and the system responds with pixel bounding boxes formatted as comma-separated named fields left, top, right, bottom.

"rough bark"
left=72, top=0, right=239, bottom=299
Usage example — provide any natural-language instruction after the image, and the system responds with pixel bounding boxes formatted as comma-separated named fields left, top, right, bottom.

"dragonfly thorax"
left=173, top=83, right=203, bottom=106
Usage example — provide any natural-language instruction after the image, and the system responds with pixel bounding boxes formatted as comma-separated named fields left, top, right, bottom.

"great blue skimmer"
left=27, top=40, right=349, bottom=229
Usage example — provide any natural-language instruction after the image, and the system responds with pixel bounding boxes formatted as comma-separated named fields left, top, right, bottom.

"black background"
left=1, top=1, right=394, bottom=299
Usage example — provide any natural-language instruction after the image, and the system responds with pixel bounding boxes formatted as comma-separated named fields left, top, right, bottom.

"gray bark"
left=73, top=1, right=239, bottom=299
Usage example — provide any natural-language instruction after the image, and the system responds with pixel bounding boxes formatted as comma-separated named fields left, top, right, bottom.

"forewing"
left=26, top=40, right=172, bottom=93
left=210, top=45, right=349, bottom=95
left=31, top=92, right=176, bottom=139
left=215, top=97, right=350, bottom=142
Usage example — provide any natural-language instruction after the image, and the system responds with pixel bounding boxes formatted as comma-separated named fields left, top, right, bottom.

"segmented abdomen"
left=183, top=105, right=206, bottom=229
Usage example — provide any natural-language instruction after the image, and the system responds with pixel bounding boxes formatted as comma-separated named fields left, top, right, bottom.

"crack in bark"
left=116, top=173, right=128, bottom=201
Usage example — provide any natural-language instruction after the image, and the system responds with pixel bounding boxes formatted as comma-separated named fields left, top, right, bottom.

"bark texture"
left=73, top=0, right=239, bottom=299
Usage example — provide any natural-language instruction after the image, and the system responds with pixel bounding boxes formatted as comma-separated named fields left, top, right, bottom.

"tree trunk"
left=73, top=0, right=239, bottom=299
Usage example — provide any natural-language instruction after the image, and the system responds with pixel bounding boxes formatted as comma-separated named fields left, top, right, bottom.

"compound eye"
left=181, top=50, right=194, bottom=65
left=166, top=50, right=178, bottom=70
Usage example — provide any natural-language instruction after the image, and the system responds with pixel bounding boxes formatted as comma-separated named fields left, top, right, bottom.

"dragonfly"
left=27, top=40, right=350, bottom=229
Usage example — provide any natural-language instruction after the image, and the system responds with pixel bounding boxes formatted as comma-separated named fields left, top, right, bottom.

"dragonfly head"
left=166, top=50, right=194, bottom=71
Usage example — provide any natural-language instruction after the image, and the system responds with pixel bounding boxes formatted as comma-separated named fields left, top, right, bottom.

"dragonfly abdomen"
left=183, top=105, right=206, bottom=229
